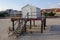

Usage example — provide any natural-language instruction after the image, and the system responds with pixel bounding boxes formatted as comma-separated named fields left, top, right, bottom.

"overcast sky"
left=0, top=0, right=60, bottom=11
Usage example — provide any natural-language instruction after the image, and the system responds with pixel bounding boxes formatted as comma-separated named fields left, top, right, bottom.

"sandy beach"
left=0, top=18, right=60, bottom=40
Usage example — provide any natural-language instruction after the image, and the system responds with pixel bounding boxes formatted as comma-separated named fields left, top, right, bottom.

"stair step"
left=32, top=27, right=41, bottom=29
left=27, top=28, right=41, bottom=32
left=14, top=30, right=21, bottom=34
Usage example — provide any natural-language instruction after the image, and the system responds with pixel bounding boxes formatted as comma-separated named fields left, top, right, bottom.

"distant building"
left=6, top=9, right=14, bottom=16
left=22, top=4, right=40, bottom=18
left=54, top=8, right=60, bottom=16
left=6, top=9, right=22, bottom=17
left=41, top=8, right=60, bottom=16
left=15, top=11, right=22, bottom=17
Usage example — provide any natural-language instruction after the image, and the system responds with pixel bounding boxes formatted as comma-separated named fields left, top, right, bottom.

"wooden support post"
left=24, top=20, right=27, bottom=32
left=44, top=17, right=46, bottom=30
left=12, top=20, right=14, bottom=31
left=33, top=20, right=35, bottom=27
left=45, top=17, right=46, bottom=27
left=41, top=19, right=43, bottom=33
left=30, top=20, right=32, bottom=29
left=18, top=19, right=20, bottom=27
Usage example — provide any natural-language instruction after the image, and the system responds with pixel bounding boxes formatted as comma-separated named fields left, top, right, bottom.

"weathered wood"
left=11, top=18, right=41, bottom=21
left=24, top=20, right=27, bottom=32
left=44, top=17, right=46, bottom=30
left=18, top=20, right=27, bottom=35
left=33, top=20, right=35, bottom=27
left=18, top=19, right=20, bottom=27
left=27, top=29, right=41, bottom=33
left=12, top=20, right=14, bottom=31
left=11, top=17, right=45, bottom=34
left=41, top=19, right=44, bottom=33
left=30, top=20, right=32, bottom=29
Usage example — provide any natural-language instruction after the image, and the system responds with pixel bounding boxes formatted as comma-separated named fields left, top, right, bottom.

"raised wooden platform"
left=11, top=17, right=42, bottom=21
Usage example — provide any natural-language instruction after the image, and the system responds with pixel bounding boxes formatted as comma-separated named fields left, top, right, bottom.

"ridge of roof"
left=22, top=4, right=40, bottom=9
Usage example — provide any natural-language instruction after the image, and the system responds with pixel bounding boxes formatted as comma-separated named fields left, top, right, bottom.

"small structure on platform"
left=22, top=4, right=41, bottom=18
left=10, top=5, right=47, bottom=37
left=21, top=4, right=41, bottom=26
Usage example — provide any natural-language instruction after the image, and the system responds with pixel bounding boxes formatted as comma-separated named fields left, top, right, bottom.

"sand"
left=0, top=18, right=60, bottom=40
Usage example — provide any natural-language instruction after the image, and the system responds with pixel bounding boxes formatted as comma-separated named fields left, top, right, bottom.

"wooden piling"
left=30, top=20, right=32, bottom=29
left=24, top=20, right=27, bottom=32
left=44, top=17, right=46, bottom=30
left=12, top=20, right=14, bottom=31
left=41, top=19, right=43, bottom=33
left=33, top=20, right=35, bottom=27
left=18, top=19, right=20, bottom=27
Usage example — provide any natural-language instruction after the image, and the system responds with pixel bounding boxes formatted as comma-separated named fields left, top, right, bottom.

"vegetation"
left=0, top=13, right=5, bottom=17
left=44, top=11, right=56, bottom=16
left=0, top=12, right=9, bottom=17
